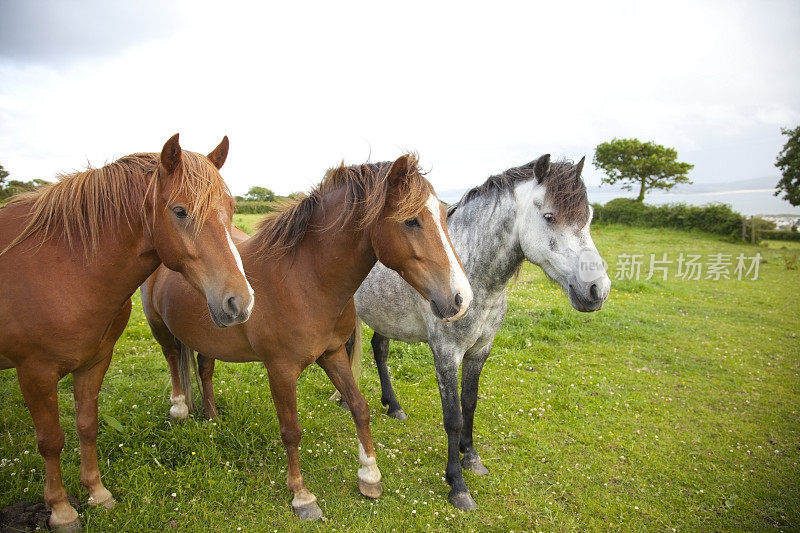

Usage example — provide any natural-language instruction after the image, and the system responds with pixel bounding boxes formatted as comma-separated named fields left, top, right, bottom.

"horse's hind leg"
left=372, top=332, right=406, bottom=420
left=162, top=342, right=189, bottom=420
left=16, top=366, right=80, bottom=531
left=197, top=353, right=218, bottom=419
left=318, top=346, right=382, bottom=500
left=73, top=299, right=130, bottom=510
left=265, top=365, right=322, bottom=521
left=144, top=309, right=189, bottom=420
left=459, top=343, right=492, bottom=476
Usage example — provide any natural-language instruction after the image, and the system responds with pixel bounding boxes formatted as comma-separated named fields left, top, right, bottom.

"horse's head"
left=150, top=134, right=254, bottom=327
left=371, top=155, right=473, bottom=322
left=514, top=155, right=610, bottom=312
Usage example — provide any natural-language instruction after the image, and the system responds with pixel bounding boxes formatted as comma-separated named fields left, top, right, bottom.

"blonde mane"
left=1, top=151, right=231, bottom=256
left=250, top=155, right=431, bottom=260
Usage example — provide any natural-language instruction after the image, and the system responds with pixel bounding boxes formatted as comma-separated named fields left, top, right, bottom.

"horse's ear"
left=161, top=133, right=182, bottom=174
left=387, top=154, right=413, bottom=186
left=534, top=154, right=551, bottom=183
left=575, top=156, right=586, bottom=177
left=207, top=136, right=229, bottom=170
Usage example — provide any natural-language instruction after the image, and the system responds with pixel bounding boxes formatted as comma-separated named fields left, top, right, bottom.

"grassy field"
left=1, top=220, right=799, bottom=532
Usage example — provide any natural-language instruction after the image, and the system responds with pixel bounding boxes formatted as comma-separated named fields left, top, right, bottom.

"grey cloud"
left=0, top=0, right=181, bottom=64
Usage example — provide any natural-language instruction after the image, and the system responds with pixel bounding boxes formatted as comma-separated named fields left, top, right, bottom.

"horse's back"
left=231, top=225, right=250, bottom=244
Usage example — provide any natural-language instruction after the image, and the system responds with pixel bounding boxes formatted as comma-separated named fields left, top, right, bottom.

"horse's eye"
left=172, top=206, right=188, bottom=219
left=404, top=218, right=421, bottom=228
left=543, top=212, right=555, bottom=224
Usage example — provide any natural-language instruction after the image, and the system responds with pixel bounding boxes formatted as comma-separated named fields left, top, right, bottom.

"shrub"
left=761, top=230, right=800, bottom=241
left=592, top=198, right=648, bottom=225
left=234, top=201, right=275, bottom=214
left=592, top=199, right=744, bottom=238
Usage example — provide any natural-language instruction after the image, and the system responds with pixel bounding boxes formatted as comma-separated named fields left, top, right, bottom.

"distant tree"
left=0, top=163, right=8, bottom=189
left=593, top=138, right=694, bottom=202
left=244, top=186, right=275, bottom=202
left=775, top=126, right=800, bottom=206
left=0, top=178, right=49, bottom=201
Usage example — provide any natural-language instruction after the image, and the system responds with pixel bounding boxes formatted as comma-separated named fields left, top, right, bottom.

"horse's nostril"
left=454, top=292, right=463, bottom=307
left=224, top=295, right=239, bottom=318
left=589, top=284, right=599, bottom=301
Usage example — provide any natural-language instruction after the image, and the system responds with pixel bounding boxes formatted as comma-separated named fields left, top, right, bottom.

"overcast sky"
left=1, top=0, right=798, bottom=199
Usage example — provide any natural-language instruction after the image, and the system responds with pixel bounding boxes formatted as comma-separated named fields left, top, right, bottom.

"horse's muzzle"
left=208, top=292, right=253, bottom=327
left=568, top=284, right=606, bottom=312
left=430, top=291, right=470, bottom=322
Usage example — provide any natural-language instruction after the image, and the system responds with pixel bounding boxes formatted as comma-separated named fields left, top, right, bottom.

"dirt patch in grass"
left=0, top=495, right=79, bottom=533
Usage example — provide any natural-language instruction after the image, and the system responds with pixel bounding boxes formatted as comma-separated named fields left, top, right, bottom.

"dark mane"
left=449, top=157, right=589, bottom=227
left=250, top=155, right=430, bottom=259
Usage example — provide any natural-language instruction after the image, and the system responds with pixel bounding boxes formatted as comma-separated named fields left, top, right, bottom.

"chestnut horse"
left=141, top=154, right=473, bottom=521
left=0, top=134, right=254, bottom=532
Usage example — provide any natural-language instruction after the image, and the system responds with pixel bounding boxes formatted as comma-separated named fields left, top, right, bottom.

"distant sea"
left=585, top=188, right=799, bottom=216
left=438, top=176, right=800, bottom=216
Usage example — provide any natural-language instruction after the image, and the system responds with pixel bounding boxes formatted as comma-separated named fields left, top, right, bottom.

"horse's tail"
left=176, top=340, right=201, bottom=413
left=349, top=321, right=363, bottom=387
left=330, top=321, right=363, bottom=402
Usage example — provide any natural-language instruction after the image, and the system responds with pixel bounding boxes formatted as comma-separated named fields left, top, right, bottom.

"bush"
left=761, top=230, right=800, bottom=241
left=592, top=198, right=648, bottom=225
left=592, top=199, right=744, bottom=238
left=235, top=201, right=275, bottom=214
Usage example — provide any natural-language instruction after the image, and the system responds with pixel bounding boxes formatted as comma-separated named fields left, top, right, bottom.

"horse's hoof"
left=358, top=479, right=383, bottom=499
left=339, top=400, right=350, bottom=412
left=50, top=517, right=83, bottom=533
left=88, top=495, right=116, bottom=510
left=169, top=407, right=189, bottom=421
left=462, top=456, right=489, bottom=476
left=449, top=491, right=477, bottom=511
left=293, top=501, right=323, bottom=521
left=387, top=408, right=407, bottom=420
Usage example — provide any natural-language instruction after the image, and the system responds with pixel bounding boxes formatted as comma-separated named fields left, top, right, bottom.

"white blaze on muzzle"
left=425, top=195, right=473, bottom=321
left=223, top=221, right=255, bottom=316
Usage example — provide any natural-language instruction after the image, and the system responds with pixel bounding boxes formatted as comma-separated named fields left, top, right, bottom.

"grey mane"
left=447, top=158, right=589, bottom=227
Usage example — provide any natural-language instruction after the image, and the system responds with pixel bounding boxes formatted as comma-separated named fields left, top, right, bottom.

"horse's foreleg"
left=459, top=342, right=492, bottom=476
left=73, top=356, right=115, bottom=509
left=432, top=347, right=477, bottom=511
left=318, top=347, right=382, bottom=499
left=197, top=354, right=218, bottom=419
left=73, top=300, right=130, bottom=510
left=372, top=332, right=406, bottom=420
left=16, top=367, right=80, bottom=531
left=266, top=367, right=322, bottom=521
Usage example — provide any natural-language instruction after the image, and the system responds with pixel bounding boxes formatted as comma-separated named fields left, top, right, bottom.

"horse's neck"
left=304, top=226, right=375, bottom=299
left=79, top=222, right=160, bottom=307
left=448, top=191, right=523, bottom=296
left=306, top=193, right=377, bottom=300
left=249, top=189, right=377, bottom=308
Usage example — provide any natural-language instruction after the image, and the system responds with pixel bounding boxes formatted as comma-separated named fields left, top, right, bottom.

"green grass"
left=1, top=223, right=798, bottom=532
left=232, top=213, right=265, bottom=235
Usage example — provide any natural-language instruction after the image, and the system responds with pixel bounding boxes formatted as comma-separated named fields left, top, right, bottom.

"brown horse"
left=141, top=154, right=473, bottom=520
left=0, top=134, right=254, bottom=532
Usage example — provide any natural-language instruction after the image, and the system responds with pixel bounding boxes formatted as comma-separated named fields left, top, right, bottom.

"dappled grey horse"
left=352, top=155, right=611, bottom=510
